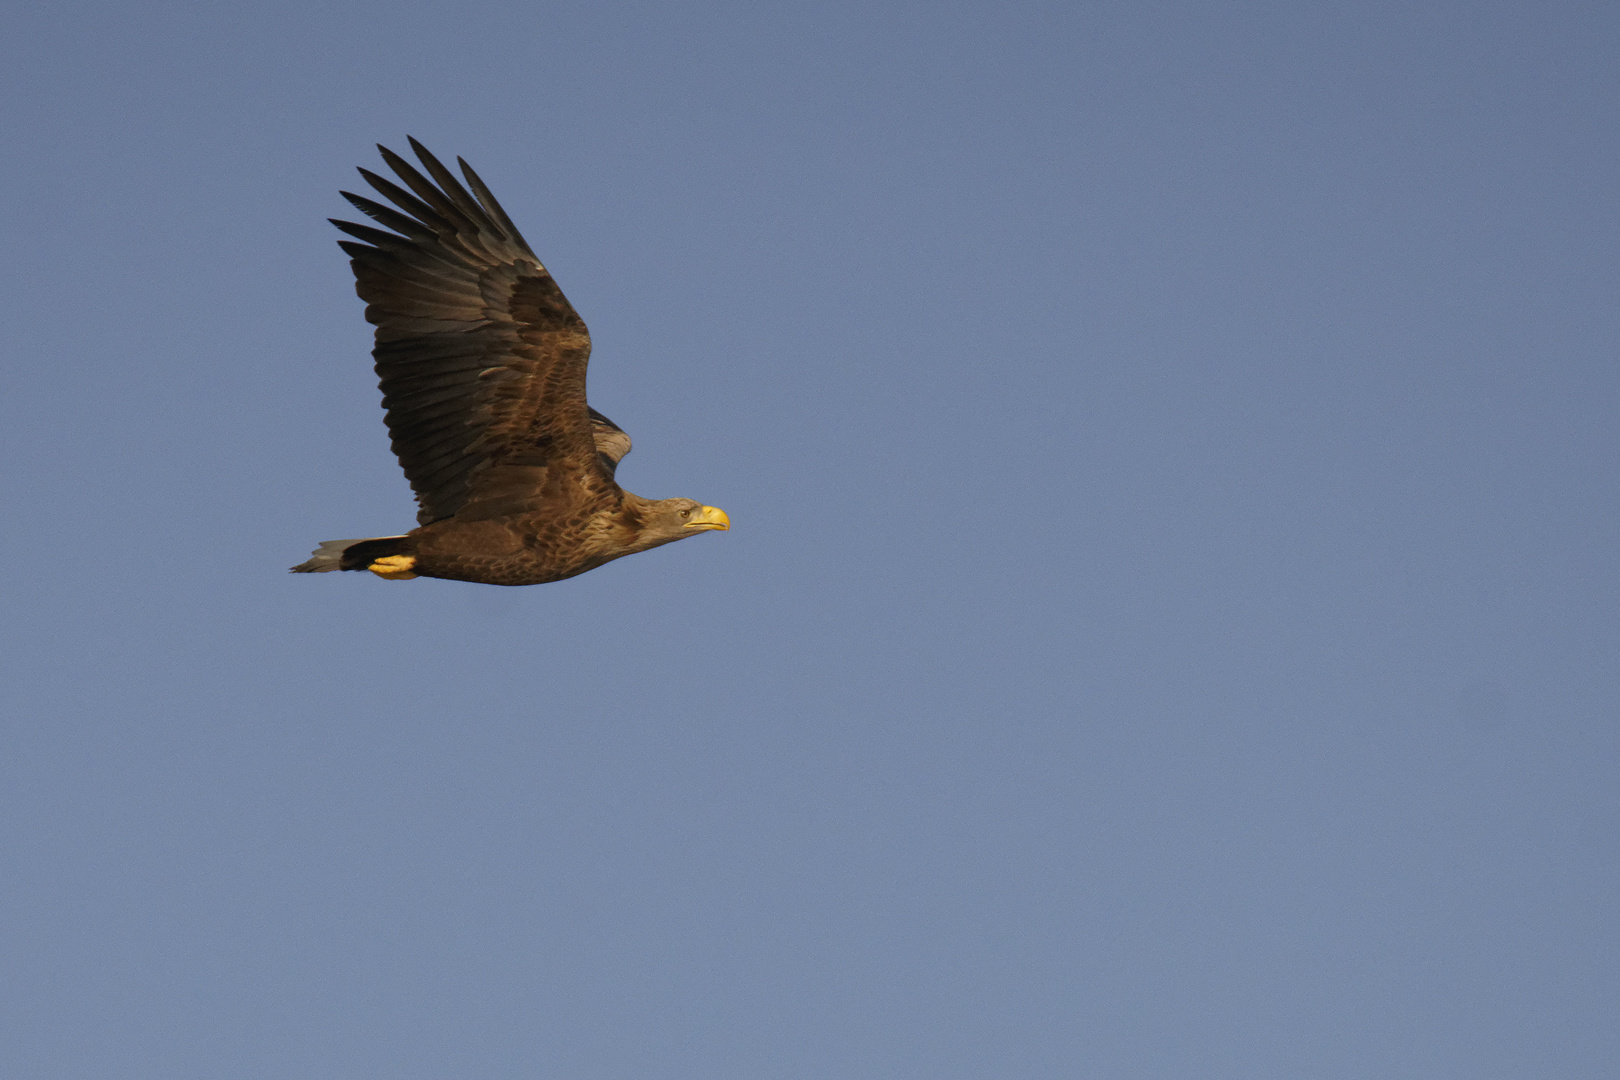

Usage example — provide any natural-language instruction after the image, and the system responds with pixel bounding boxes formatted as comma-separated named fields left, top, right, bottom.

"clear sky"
left=2, top=1, right=1616, bottom=1077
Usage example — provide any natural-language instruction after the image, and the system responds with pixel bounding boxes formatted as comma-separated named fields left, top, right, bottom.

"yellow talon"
left=368, top=555, right=418, bottom=580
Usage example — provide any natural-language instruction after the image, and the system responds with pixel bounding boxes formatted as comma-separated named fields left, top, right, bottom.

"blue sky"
left=2, top=2, right=1617, bottom=1077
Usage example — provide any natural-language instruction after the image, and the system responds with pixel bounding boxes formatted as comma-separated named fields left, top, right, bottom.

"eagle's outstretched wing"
left=332, top=138, right=615, bottom=525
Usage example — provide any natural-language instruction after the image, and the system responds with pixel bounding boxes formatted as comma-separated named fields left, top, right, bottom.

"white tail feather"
left=289, top=536, right=407, bottom=573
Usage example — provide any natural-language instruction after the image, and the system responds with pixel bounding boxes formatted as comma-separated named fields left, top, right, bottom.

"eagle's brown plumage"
left=291, top=139, right=728, bottom=586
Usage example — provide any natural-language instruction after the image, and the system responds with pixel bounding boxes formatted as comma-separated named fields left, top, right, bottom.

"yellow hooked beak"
left=684, top=505, right=730, bottom=532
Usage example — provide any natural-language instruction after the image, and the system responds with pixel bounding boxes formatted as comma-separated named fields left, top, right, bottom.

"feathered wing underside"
left=589, top=407, right=632, bottom=476
left=332, top=138, right=619, bottom=525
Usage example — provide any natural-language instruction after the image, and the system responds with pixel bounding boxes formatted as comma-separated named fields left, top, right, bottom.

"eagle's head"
left=629, top=497, right=730, bottom=549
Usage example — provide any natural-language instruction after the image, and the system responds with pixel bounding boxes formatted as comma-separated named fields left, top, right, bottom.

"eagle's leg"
left=368, top=555, right=418, bottom=580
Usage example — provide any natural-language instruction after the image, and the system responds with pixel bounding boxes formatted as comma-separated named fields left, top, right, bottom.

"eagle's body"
left=292, top=140, right=727, bottom=585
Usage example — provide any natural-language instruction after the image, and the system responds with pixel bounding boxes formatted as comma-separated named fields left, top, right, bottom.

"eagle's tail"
left=290, top=535, right=410, bottom=574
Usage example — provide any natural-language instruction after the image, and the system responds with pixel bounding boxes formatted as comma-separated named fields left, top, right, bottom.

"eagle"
left=291, top=139, right=729, bottom=586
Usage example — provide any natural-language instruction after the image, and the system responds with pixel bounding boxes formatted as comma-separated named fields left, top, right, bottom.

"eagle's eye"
left=678, top=508, right=690, bottom=520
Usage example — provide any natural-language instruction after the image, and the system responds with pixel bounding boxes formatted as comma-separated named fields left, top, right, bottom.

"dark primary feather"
left=332, top=139, right=613, bottom=526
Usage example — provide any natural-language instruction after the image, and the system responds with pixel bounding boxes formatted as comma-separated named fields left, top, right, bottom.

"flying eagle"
left=292, top=139, right=729, bottom=585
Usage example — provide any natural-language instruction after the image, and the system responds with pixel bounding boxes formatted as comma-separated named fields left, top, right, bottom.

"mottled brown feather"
left=334, top=143, right=607, bottom=527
